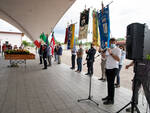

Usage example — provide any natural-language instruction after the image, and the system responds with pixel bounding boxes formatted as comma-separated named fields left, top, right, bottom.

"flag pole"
left=71, top=22, right=78, bottom=25
left=104, top=1, right=113, bottom=8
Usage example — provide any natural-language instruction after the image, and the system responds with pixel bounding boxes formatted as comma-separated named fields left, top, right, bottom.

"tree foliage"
left=22, top=40, right=35, bottom=47
left=117, top=38, right=125, bottom=41
left=22, top=40, right=29, bottom=47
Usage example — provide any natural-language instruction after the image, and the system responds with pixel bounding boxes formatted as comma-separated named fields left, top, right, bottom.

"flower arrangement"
left=5, top=49, right=30, bottom=55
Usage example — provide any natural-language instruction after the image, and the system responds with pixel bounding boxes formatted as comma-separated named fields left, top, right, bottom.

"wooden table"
left=4, top=54, right=35, bottom=66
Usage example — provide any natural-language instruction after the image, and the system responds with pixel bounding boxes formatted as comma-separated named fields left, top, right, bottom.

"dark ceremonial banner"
left=78, top=9, right=90, bottom=40
left=64, top=28, right=68, bottom=44
left=67, top=25, right=72, bottom=49
left=98, top=5, right=110, bottom=49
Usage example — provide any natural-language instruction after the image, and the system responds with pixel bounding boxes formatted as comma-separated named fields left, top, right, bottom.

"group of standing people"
left=1, top=43, right=24, bottom=57
left=69, top=38, right=125, bottom=105
left=70, top=43, right=97, bottom=76
left=54, top=44, right=63, bottom=64
left=99, top=44, right=126, bottom=88
left=70, top=43, right=97, bottom=75
left=70, top=44, right=84, bottom=73
left=38, top=43, right=62, bottom=69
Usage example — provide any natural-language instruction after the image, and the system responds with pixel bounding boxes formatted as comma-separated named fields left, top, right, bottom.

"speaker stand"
left=116, top=76, right=140, bottom=113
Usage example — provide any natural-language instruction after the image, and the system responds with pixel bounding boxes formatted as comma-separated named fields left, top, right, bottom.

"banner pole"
left=104, top=1, right=114, bottom=8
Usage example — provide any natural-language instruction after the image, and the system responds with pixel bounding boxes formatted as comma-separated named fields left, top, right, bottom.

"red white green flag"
left=50, top=32, right=55, bottom=55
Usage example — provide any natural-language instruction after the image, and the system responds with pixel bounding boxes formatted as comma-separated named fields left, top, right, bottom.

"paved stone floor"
left=0, top=56, right=148, bottom=113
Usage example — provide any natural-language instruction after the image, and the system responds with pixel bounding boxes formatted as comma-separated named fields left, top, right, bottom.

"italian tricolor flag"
left=50, top=32, right=55, bottom=55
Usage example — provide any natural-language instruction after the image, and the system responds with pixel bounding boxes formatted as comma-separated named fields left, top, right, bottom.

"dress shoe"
left=42, top=68, right=47, bottom=70
left=98, top=77, right=103, bottom=80
left=85, top=73, right=89, bottom=75
left=78, top=71, right=81, bottom=73
left=75, top=70, right=79, bottom=72
left=102, top=96, right=109, bottom=101
left=103, top=99, right=114, bottom=105
left=114, top=84, right=120, bottom=88
left=70, top=67, right=74, bottom=69
left=102, top=79, right=106, bottom=82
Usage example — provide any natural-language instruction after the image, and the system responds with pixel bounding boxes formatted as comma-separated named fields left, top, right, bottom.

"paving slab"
left=0, top=55, right=148, bottom=113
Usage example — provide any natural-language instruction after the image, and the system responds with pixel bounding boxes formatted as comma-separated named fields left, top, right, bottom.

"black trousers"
left=47, top=56, right=52, bottom=66
left=71, top=55, right=76, bottom=68
left=40, top=55, right=42, bottom=64
left=43, top=57, right=47, bottom=69
left=106, top=68, right=118, bottom=101
left=87, top=61, right=94, bottom=75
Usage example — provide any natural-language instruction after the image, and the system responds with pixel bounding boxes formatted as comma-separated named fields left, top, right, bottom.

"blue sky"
left=1, top=0, right=150, bottom=42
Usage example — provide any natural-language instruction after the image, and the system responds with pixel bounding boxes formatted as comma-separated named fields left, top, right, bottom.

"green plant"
left=22, top=41, right=35, bottom=47
left=5, top=49, right=30, bottom=55
left=22, top=40, right=30, bottom=47
left=117, top=38, right=125, bottom=41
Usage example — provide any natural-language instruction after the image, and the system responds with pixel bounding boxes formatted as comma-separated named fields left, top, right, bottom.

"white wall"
left=0, top=33, right=22, bottom=47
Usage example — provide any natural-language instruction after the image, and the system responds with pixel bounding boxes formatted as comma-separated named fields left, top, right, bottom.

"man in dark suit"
left=38, top=45, right=43, bottom=64
left=42, top=44, right=47, bottom=69
left=85, top=43, right=96, bottom=75
left=57, top=44, right=63, bottom=64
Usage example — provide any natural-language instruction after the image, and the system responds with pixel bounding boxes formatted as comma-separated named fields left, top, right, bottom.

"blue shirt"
left=71, top=47, right=76, bottom=55
left=119, top=50, right=126, bottom=65
left=58, top=46, right=63, bottom=55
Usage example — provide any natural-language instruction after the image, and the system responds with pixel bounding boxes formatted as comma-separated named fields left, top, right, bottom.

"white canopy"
left=0, top=0, right=76, bottom=41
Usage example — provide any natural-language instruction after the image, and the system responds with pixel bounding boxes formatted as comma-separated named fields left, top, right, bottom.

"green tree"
left=55, top=39, right=61, bottom=45
left=22, top=40, right=29, bottom=47
left=22, top=41, right=35, bottom=47
left=117, top=38, right=125, bottom=41
left=29, top=42, right=35, bottom=47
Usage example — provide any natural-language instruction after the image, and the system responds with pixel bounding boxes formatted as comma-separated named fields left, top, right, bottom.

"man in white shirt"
left=47, top=46, right=52, bottom=66
left=70, top=46, right=76, bottom=70
left=102, top=38, right=121, bottom=105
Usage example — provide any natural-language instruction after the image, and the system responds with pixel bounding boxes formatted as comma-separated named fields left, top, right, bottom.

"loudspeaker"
left=126, top=23, right=150, bottom=60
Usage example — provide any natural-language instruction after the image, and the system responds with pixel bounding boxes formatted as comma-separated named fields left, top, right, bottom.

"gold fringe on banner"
left=70, top=24, right=75, bottom=49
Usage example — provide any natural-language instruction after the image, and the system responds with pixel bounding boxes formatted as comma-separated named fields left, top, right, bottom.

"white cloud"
left=1, top=0, right=150, bottom=42
left=54, top=33, right=66, bottom=42
left=54, top=0, right=150, bottom=41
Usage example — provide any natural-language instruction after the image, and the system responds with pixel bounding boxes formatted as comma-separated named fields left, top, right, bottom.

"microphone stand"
left=77, top=73, right=99, bottom=106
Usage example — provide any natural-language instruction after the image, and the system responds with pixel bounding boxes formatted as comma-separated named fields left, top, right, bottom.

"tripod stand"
left=77, top=74, right=99, bottom=106
left=116, top=76, right=140, bottom=113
